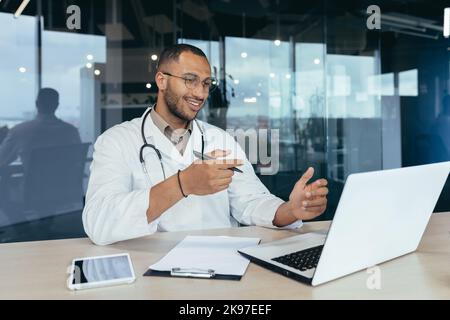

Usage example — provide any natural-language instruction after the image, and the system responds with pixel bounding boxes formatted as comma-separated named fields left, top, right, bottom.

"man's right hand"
left=179, top=149, right=243, bottom=196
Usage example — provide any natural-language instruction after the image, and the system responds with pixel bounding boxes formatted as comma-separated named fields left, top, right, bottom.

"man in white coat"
left=82, top=44, right=328, bottom=245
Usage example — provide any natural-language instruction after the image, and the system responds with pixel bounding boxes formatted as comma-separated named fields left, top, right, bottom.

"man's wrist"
left=286, top=200, right=299, bottom=219
left=273, top=201, right=299, bottom=227
left=179, top=169, right=191, bottom=196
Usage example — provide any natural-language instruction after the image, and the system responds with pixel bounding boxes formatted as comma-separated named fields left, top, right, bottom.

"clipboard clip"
left=171, top=267, right=215, bottom=278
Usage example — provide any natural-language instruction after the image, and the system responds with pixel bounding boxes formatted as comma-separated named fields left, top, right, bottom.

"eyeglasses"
left=162, top=72, right=218, bottom=93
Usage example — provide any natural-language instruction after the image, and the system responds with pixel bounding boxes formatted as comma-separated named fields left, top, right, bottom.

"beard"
left=163, top=84, right=198, bottom=122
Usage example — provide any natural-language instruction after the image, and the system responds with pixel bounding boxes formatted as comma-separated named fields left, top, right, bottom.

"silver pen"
left=193, top=151, right=243, bottom=173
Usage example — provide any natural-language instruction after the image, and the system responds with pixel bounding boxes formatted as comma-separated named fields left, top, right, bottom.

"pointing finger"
left=298, top=167, right=314, bottom=187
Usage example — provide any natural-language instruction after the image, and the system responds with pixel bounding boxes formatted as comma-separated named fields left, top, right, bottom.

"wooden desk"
left=0, top=213, right=449, bottom=300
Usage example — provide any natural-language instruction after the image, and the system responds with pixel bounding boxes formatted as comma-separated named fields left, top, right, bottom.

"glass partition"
left=0, top=0, right=448, bottom=242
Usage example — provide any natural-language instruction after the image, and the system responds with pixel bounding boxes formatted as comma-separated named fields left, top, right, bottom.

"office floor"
left=0, top=210, right=86, bottom=243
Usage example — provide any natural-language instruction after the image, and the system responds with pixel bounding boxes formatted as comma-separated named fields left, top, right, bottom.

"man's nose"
left=191, top=83, right=208, bottom=100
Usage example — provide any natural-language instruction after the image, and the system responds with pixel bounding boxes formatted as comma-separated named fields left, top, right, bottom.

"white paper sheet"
left=148, top=235, right=260, bottom=276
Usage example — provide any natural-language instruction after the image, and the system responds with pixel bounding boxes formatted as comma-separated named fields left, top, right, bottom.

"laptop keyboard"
left=272, top=245, right=324, bottom=272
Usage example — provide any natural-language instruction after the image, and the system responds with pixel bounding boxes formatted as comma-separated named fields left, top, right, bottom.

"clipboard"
left=143, top=236, right=260, bottom=280
left=144, top=267, right=242, bottom=280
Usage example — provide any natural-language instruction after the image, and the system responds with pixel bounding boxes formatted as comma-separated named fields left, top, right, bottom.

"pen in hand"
left=193, top=151, right=243, bottom=173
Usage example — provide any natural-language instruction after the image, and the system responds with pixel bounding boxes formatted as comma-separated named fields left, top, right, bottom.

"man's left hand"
left=288, top=167, right=328, bottom=220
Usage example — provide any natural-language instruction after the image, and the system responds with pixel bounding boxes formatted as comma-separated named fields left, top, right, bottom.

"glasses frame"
left=161, top=72, right=219, bottom=93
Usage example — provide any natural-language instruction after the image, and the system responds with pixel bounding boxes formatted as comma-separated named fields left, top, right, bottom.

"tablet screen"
left=72, top=255, right=133, bottom=284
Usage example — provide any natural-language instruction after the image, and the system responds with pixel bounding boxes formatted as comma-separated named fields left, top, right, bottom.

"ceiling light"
left=444, top=8, right=450, bottom=38
left=244, top=97, right=257, bottom=103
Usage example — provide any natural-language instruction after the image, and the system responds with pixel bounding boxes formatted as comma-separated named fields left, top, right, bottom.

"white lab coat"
left=82, top=107, right=302, bottom=245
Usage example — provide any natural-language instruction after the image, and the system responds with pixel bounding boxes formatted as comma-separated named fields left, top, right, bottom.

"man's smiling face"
left=160, top=51, right=212, bottom=122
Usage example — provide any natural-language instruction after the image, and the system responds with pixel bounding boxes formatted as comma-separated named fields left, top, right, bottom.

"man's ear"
left=155, top=71, right=167, bottom=90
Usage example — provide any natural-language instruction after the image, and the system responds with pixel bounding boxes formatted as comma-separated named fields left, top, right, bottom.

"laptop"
left=239, top=161, right=450, bottom=286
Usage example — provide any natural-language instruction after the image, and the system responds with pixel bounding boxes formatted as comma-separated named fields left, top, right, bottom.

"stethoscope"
left=139, top=104, right=205, bottom=180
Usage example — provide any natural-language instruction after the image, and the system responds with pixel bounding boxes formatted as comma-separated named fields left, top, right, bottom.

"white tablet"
left=67, top=253, right=136, bottom=291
